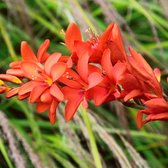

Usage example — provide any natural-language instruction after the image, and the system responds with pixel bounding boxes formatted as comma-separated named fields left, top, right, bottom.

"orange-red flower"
left=0, top=23, right=166, bottom=127
left=137, top=98, right=168, bottom=128
left=7, top=39, right=50, bottom=77
left=18, top=52, right=67, bottom=124
left=61, top=51, right=103, bottom=121
left=65, top=23, right=127, bottom=64
left=97, top=48, right=127, bottom=103
left=127, top=47, right=162, bottom=98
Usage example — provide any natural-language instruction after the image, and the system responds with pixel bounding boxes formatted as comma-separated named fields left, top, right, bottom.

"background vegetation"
left=0, top=0, right=168, bottom=168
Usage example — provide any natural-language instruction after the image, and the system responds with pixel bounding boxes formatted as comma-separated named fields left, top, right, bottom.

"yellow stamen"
left=12, top=78, right=22, bottom=84
left=46, top=77, right=53, bottom=86
left=0, top=80, right=4, bottom=85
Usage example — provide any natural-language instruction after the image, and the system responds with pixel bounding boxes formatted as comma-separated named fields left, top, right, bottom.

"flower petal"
left=7, top=69, right=24, bottom=77
left=58, top=56, right=73, bottom=68
left=67, top=57, right=73, bottom=68
left=65, top=98, right=82, bottom=121
left=37, top=39, right=50, bottom=63
left=50, top=83, right=64, bottom=101
left=21, top=62, right=42, bottom=80
left=144, top=112, right=168, bottom=124
left=0, top=86, right=6, bottom=94
left=137, top=110, right=143, bottom=128
left=0, top=74, right=22, bottom=84
left=21, top=41, right=37, bottom=62
left=144, top=98, right=168, bottom=109
left=9, top=61, right=21, bottom=68
left=6, top=88, right=19, bottom=98
left=29, top=85, right=48, bottom=103
left=75, top=41, right=91, bottom=58
left=88, top=72, right=103, bottom=89
left=49, top=100, right=58, bottom=124
left=99, top=23, right=114, bottom=48
left=112, top=62, right=126, bottom=82
left=111, top=24, right=126, bottom=60
left=19, top=81, right=40, bottom=95
left=36, top=102, right=50, bottom=113
left=65, top=23, right=82, bottom=52
left=128, top=47, right=153, bottom=79
left=120, top=74, right=140, bottom=91
left=92, top=86, right=110, bottom=106
left=44, top=52, right=62, bottom=75
left=41, top=88, right=53, bottom=103
left=101, top=49, right=114, bottom=80
left=18, top=93, right=29, bottom=100
left=51, top=62, right=67, bottom=81
left=77, top=51, right=90, bottom=81
left=59, top=69, right=83, bottom=89
left=124, top=89, right=142, bottom=102
left=62, top=87, right=84, bottom=121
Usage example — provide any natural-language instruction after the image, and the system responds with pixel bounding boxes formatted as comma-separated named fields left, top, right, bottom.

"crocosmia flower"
left=0, top=22, right=167, bottom=128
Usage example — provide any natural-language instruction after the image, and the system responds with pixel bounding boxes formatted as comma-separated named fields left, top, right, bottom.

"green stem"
left=0, top=138, right=14, bottom=168
left=0, top=16, right=17, bottom=61
left=80, top=106, right=102, bottom=168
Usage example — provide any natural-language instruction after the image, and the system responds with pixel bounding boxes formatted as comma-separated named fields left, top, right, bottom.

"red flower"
left=127, top=47, right=162, bottom=98
left=89, top=48, right=127, bottom=106
left=65, top=23, right=127, bottom=64
left=7, top=39, right=50, bottom=77
left=137, top=98, right=168, bottom=128
left=0, top=23, right=165, bottom=127
left=61, top=51, right=103, bottom=121
left=18, top=52, right=67, bottom=124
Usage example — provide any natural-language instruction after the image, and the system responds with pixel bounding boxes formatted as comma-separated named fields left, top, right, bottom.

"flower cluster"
left=0, top=23, right=167, bottom=127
